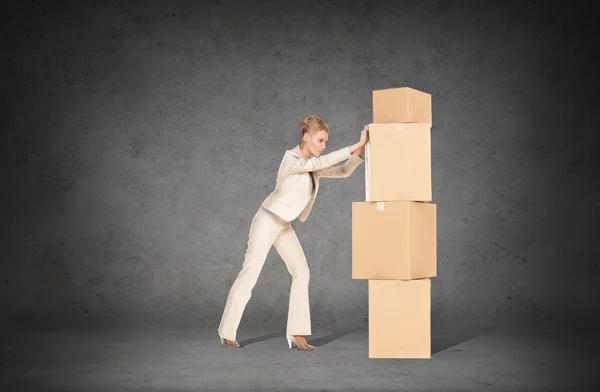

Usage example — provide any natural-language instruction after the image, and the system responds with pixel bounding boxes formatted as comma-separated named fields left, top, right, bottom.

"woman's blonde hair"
left=300, top=115, right=329, bottom=145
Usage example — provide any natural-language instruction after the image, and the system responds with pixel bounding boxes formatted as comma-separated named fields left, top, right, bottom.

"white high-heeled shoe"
left=220, top=335, right=240, bottom=348
left=286, top=335, right=315, bottom=351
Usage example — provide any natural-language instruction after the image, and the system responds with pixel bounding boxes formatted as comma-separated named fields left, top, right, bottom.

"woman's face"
left=305, top=130, right=329, bottom=157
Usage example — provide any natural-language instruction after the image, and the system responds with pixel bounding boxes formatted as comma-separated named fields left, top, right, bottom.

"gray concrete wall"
left=2, top=0, right=598, bottom=331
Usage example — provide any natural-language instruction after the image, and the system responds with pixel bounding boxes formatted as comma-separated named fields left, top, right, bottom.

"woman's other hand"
left=359, top=125, right=370, bottom=146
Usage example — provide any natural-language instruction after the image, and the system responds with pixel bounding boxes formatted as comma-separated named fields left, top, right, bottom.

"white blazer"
left=261, top=144, right=364, bottom=222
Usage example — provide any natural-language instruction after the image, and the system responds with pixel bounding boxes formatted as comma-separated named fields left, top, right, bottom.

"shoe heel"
left=286, top=335, right=315, bottom=351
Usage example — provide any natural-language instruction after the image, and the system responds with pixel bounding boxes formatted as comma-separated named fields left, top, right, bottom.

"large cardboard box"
left=365, top=123, right=432, bottom=202
left=352, top=201, right=436, bottom=280
left=373, top=87, right=432, bottom=123
left=369, top=278, right=431, bottom=358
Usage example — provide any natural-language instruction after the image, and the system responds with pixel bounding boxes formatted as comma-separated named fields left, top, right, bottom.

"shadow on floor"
left=310, top=325, right=367, bottom=347
left=236, top=326, right=367, bottom=348
left=238, top=332, right=281, bottom=347
left=431, top=326, right=489, bottom=355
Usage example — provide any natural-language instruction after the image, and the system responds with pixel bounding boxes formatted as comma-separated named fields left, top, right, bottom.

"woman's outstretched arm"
left=317, top=152, right=364, bottom=178
left=279, top=127, right=369, bottom=176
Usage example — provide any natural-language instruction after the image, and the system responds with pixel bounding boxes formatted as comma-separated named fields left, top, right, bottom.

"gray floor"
left=1, top=322, right=597, bottom=391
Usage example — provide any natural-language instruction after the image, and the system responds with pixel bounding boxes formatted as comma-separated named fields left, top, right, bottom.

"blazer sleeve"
left=279, top=146, right=352, bottom=176
left=318, top=152, right=364, bottom=178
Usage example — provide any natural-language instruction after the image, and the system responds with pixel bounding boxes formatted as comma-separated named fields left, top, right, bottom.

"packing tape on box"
left=377, top=201, right=384, bottom=211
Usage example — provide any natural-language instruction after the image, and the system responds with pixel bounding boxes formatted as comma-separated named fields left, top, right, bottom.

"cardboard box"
left=352, top=201, right=436, bottom=280
left=369, top=278, right=431, bottom=358
left=373, top=87, right=432, bottom=123
left=365, top=123, right=432, bottom=202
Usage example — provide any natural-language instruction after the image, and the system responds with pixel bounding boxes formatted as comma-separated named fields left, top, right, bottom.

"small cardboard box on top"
left=373, top=86, right=432, bottom=123
left=352, top=201, right=436, bottom=280
left=365, top=123, right=432, bottom=202
left=369, top=278, right=431, bottom=358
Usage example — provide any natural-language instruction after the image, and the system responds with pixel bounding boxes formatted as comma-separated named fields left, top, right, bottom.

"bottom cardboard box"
left=369, top=278, right=430, bottom=358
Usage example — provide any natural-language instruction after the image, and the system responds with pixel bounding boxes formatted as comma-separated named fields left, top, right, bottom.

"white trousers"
left=218, top=207, right=311, bottom=341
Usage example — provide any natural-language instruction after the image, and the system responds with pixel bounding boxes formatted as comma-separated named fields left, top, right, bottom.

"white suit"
left=218, top=144, right=364, bottom=342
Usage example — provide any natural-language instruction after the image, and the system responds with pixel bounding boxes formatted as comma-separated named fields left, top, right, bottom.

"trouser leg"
left=218, top=209, right=285, bottom=341
left=273, top=224, right=311, bottom=337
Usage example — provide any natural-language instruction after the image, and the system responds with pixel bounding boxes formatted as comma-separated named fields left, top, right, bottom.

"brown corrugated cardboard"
left=365, top=123, right=432, bottom=202
left=369, top=278, right=430, bottom=358
left=372, top=87, right=432, bottom=123
left=352, top=201, right=436, bottom=280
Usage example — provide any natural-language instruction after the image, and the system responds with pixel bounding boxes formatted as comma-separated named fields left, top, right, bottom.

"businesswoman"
left=218, top=115, right=369, bottom=351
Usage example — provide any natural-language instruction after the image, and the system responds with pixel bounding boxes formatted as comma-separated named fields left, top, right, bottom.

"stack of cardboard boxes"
left=352, top=87, right=436, bottom=359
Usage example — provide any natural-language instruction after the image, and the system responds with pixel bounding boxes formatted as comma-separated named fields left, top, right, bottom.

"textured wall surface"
left=1, top=0, right=598, bottom=331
